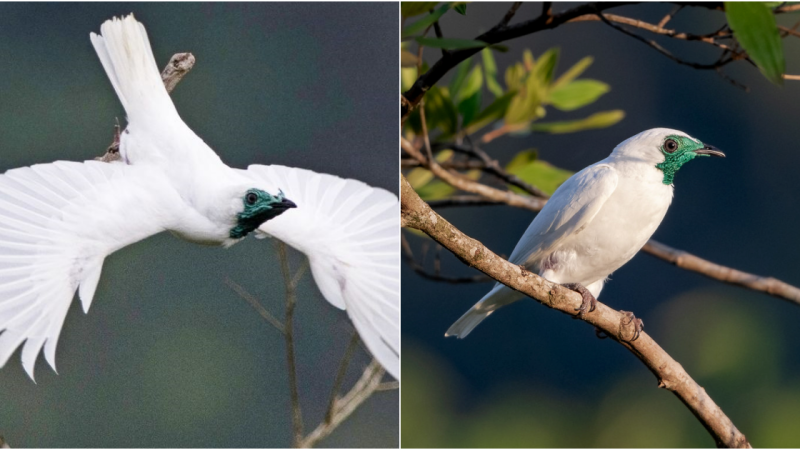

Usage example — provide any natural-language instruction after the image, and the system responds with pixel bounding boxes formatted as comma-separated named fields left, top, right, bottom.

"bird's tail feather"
left=90, top=15, right=178, bottom=121
left=446, top=283, right=521, bottom=338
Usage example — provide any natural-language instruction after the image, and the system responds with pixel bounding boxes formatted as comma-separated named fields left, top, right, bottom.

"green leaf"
left=488, top=44, right=509, bottom=53
left=548, top=79, right=609, bottom=111
left=530, top=110, right=625, bottom=134
left=415, top=37, right=488, bottom=49
left=532, top=48, right=559, bottom=85
left=464, top=90, right=517, bottom=134
left=424, top=86, right=459, bottom=136
left=522, top=49, right=535, bottom=71
left=456, top=64, right=483, bottom=103
left=416, top=179, right=457, bottom=200
left=459, top=91, right=482, bottom=127
left=402, top=4, right=450, bottom=38
left=453, top=2, right=467, bottom=14
left=448, top=58, right=472, bottom=101
left=402, top=2, right=440, bottom=18
left=551, top=56, right=593, bottom=91
left=482, top=48, right=504, bottom=97
left=507, top=159, right=573, bottom=195
left=725, top=2, right=785, bottom=85
left=504, top=63, right=526, bottom=91
left=505, top=70, right=544, bottom=125
left=505, top=149, right=538, bottom=174
left=402, top=67, right=418, bottom=92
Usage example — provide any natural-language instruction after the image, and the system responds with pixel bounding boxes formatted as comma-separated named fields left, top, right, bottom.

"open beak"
left=694, top=144, right=725, bottom=158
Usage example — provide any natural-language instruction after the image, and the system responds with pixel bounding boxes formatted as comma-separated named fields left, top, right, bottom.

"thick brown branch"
left=401, top=175, right=751, bottom=448
left=642, top=241, right=800, bottom=306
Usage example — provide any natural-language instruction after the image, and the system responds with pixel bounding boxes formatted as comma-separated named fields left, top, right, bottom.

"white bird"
left=0, top=15, right=399, bottom=380
left=446, top=128, right=724, bottom=339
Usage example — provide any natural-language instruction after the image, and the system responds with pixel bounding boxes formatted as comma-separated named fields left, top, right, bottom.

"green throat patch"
left=655, top=134, right=707, bottom=185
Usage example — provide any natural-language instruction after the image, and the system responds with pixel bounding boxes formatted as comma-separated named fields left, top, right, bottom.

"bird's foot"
left=619, top=310, right=644, bottom=341
left=562, top=282, right=596, bottom=318
left=594, top=327, right=609, bottom=339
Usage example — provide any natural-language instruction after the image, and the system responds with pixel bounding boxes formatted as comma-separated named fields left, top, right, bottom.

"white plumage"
left=0, top=15, right=399, bottom=380
left=447, top=128, right=723, bottom=338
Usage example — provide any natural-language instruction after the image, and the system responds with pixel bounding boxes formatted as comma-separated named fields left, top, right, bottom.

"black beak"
left=278, top=198, right=297, bottom=210
left=695, top=144, right=725, bottom=158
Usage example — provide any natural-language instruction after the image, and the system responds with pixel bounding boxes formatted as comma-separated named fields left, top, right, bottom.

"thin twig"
left=402, top=233, right=492, bottom=283
left=402, top=137, right=547, bottom=211
left=299, top=361, right=387, bottom=448
left=325, top=332, right=360, bottom=424
left=401, top=175, right=751, bottom=448
left=500, top=2, right=525, bottom=27
left=276, top=241, right=304, bottom=448
left=434, top=141, right=550, bottom=198
left=224, top=277, right=286, bottom=334
left=658, top=4, right=683, bottom=28
left=595, top=10, right=735, bottom=70
left=642, top=241, right=800, bottom=307
left=401, top=2, right=635, bottom=118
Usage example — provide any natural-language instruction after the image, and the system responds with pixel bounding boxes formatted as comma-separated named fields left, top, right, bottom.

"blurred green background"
left=0, top=3, right=397, bottom=448
left=401, top=2, right=800, bottom=447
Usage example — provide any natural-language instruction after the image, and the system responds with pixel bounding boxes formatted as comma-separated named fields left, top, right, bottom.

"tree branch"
left=401, top=2, right=635, bottom=118
left=276, top=242, right=304, bottom=448
left=401, top=175, right=751, bottom=448
left=642, top=241, right=800, bottom=306
left=299, top=361, right=387, bottom=448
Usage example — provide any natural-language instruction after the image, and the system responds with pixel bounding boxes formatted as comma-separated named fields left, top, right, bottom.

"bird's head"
left=229, top=188, right=297, bottom=239
left=612, top=128, right=725, bottom=185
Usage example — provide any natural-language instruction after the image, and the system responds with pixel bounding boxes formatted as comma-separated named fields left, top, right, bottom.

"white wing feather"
left=238, top=165, right=399, bottom=380
left=507, top=164, right=619, bottom=266
left=446, top=164, right=618, bottom=338
left=0, top=160, right=175, bottom=379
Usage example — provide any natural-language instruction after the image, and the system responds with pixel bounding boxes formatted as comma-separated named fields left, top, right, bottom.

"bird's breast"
left=551, top=175, right=673, bottom=284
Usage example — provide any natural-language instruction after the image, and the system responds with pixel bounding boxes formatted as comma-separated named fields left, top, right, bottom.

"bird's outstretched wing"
left=238, top=165, right=399, bottom=379
left=507, top=164, right=619, bottom=267
left=0, top=160, right=176, bottom=379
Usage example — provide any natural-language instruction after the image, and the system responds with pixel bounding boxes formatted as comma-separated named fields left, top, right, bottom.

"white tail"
left=90, top=15, right=178, bottom=122
left=446, top=284, right=522, bottom=338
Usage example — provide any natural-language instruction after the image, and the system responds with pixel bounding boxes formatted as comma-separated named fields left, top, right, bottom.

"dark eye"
left=664, top=139, right=678, bottom=153
left=246, top=193, right=258, bottom=205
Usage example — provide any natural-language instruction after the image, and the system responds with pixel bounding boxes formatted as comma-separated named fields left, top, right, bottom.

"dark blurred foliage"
left=0, top=3, right=397, bottom=448
left=401, top=2, right=800, bottom=447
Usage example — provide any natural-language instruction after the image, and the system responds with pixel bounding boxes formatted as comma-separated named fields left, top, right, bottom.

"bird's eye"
left=246, top=193, right=258, bottom=205
left=664, top=139, right=679, bottom=153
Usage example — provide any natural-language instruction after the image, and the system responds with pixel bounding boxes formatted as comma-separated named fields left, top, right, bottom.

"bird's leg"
left=619, top=310, right=644, bottom=341
left=562, top=282, right=596, bottom=317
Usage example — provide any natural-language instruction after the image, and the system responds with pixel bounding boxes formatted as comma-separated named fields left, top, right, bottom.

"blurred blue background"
left=402, top=2, right=800, bottom=447
left=0, top=3, right=398, bottom=447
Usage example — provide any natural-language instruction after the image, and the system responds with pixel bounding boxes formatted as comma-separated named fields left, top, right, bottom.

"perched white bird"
left=446, top=128, right=724, bottom=339
left=0, top=15, right=399, bottom=380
